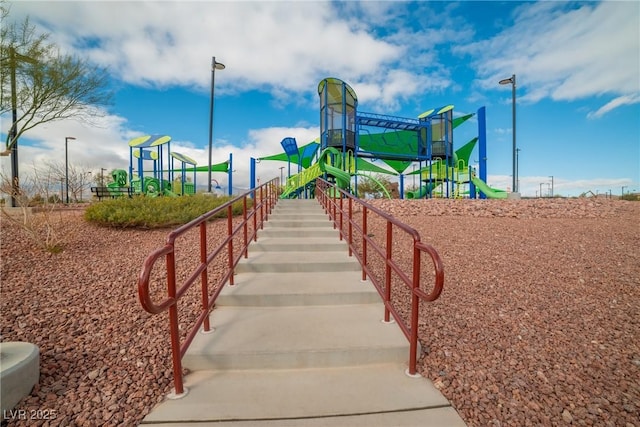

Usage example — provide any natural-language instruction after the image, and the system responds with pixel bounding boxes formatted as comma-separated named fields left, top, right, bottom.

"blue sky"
left=2, top=0, right=639, bottom=197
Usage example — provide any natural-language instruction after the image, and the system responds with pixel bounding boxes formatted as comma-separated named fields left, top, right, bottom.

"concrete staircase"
left=140, top=198, right=466, bottom=426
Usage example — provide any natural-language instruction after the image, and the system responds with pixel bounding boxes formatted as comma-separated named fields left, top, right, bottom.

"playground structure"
left=96, top=134, right=231, bottom=198
left=96, top=78, right=506, bottom=201
left=257, top=77, right=505, bottom=200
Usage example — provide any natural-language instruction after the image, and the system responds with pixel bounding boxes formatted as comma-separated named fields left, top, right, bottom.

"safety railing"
left=138, top=179, right=279, bottom=396
left=316, top=178, right=444, bottom=375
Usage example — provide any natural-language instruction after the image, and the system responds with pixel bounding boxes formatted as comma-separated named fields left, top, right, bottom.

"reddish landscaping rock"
left=1, top=199, right=638, bottom=426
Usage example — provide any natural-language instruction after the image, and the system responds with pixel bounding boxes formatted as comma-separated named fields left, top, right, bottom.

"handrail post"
left=166, top=250, right=185, bottom=395
left=331, top=192, right=336, bottom=228
left=409, top=244, right=421, bottom=376
left=243, top=196, right=248, bottom=258
left=227, top=204, right=234, bottom=286
left=384, top=221, right=392, bottom=322
left=362, top=206, right=368, bottom=282
left=253, top=188, right=258, bottom=242
left=339, top=193, right=344, bottom=240
left=270, top=183, right=276, bottom=213
left=264, top=183, right=270, bottom=221
left=260, top=185, right=264, bottom=230
left=348, top=196, right=353, bottom=256
left=200, top=222, right=210, bottom=332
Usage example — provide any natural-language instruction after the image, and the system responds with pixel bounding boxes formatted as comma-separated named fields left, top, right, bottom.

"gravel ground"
left=1, top=197, right=639, bottom=426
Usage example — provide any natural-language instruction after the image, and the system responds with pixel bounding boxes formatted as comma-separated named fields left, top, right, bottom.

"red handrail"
left=138, top=179, right=279, bottom=396
left=316, top=178, right=444, bottom=375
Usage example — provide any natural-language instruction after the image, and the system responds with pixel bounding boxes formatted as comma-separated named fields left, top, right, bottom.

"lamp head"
left=66, top=136, right=76, bottom=140
left=213, top=61, right=225, bottom=71
left=498, top=77, right=513, bottom=85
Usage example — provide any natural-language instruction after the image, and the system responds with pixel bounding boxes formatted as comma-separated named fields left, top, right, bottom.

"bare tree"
left=41, top=160, right=94, bottom=202
left=356, top=173, right=393, bottom=199
left=0, top=164, right=65, bottom=252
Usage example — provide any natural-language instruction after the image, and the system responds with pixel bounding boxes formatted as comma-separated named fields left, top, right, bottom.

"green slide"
left=319, top=147, right=350, bottom=188
left=406, top=182, right=437, bottom=199
left=471, top=176, right=508, bottom=199
left=280, top=147, right=392, bottom=199
left=318, top=147, right=351, bottom=198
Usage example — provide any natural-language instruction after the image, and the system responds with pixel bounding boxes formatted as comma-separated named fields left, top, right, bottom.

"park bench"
left=90, top=186, right=134, bottom=200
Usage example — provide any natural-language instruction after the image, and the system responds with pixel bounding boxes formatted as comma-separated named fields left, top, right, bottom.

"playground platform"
left=139, top=199, right=466, bottom=426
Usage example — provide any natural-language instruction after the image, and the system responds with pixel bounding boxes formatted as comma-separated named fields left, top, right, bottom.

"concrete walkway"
left=140, top=199, right=466, bottom=426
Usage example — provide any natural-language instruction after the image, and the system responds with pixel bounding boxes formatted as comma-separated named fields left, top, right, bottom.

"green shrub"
left=84, top=194, right=253, bottom=229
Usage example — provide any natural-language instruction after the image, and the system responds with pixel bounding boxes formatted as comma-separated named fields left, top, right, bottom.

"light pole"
left=65, top=136, right=76, bottom=203
left=622, top=186, right=627, bottom=197
left=499, top=74, right=517, bottom=193
left=549, top=175, right=554, bottom=198
left=516, top=148, right=521, bottom=194
left=539, top=182, right=544, bottom=198
left=279, top=166, right=284, bottom=186
left=208, top=56, right=225, bottom=193
left=100, top=168, right=107, bottom=186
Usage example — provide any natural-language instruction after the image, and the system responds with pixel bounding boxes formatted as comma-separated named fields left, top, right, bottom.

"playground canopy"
left=258, top=141, right=399, bottom=176
left=258, top=112, right=475, bottom=175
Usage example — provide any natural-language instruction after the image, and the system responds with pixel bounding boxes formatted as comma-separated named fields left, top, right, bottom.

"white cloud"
left=458, top=1, right=640, bottom=114
left=0, top=110, right=319, bottom=194
left=10, top=1, right=475, bottom=112
left=587, top=94, right=640, bottom=119
left=14, top=2, right=401, bottom=99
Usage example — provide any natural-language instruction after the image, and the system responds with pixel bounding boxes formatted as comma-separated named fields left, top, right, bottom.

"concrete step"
left=183, top=304, right=409, bottom=371
left=248, top=237, right=347, bottom=252
left=235, top=251, right=359, bottom=273
left=140, top=364, right=465, bottom=426
left=273, top=205, right=325, bottom=214
left=269, top=213, right=329, bottom=221
left=274, top=201, right=322, bottom=207
left=274, top=201, right=323, bottom=208
left=218, top=271, right=377, bottom=307
left=264, top=219, right=333, bottom=228
left=257, top=227, right=340, bottom=238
